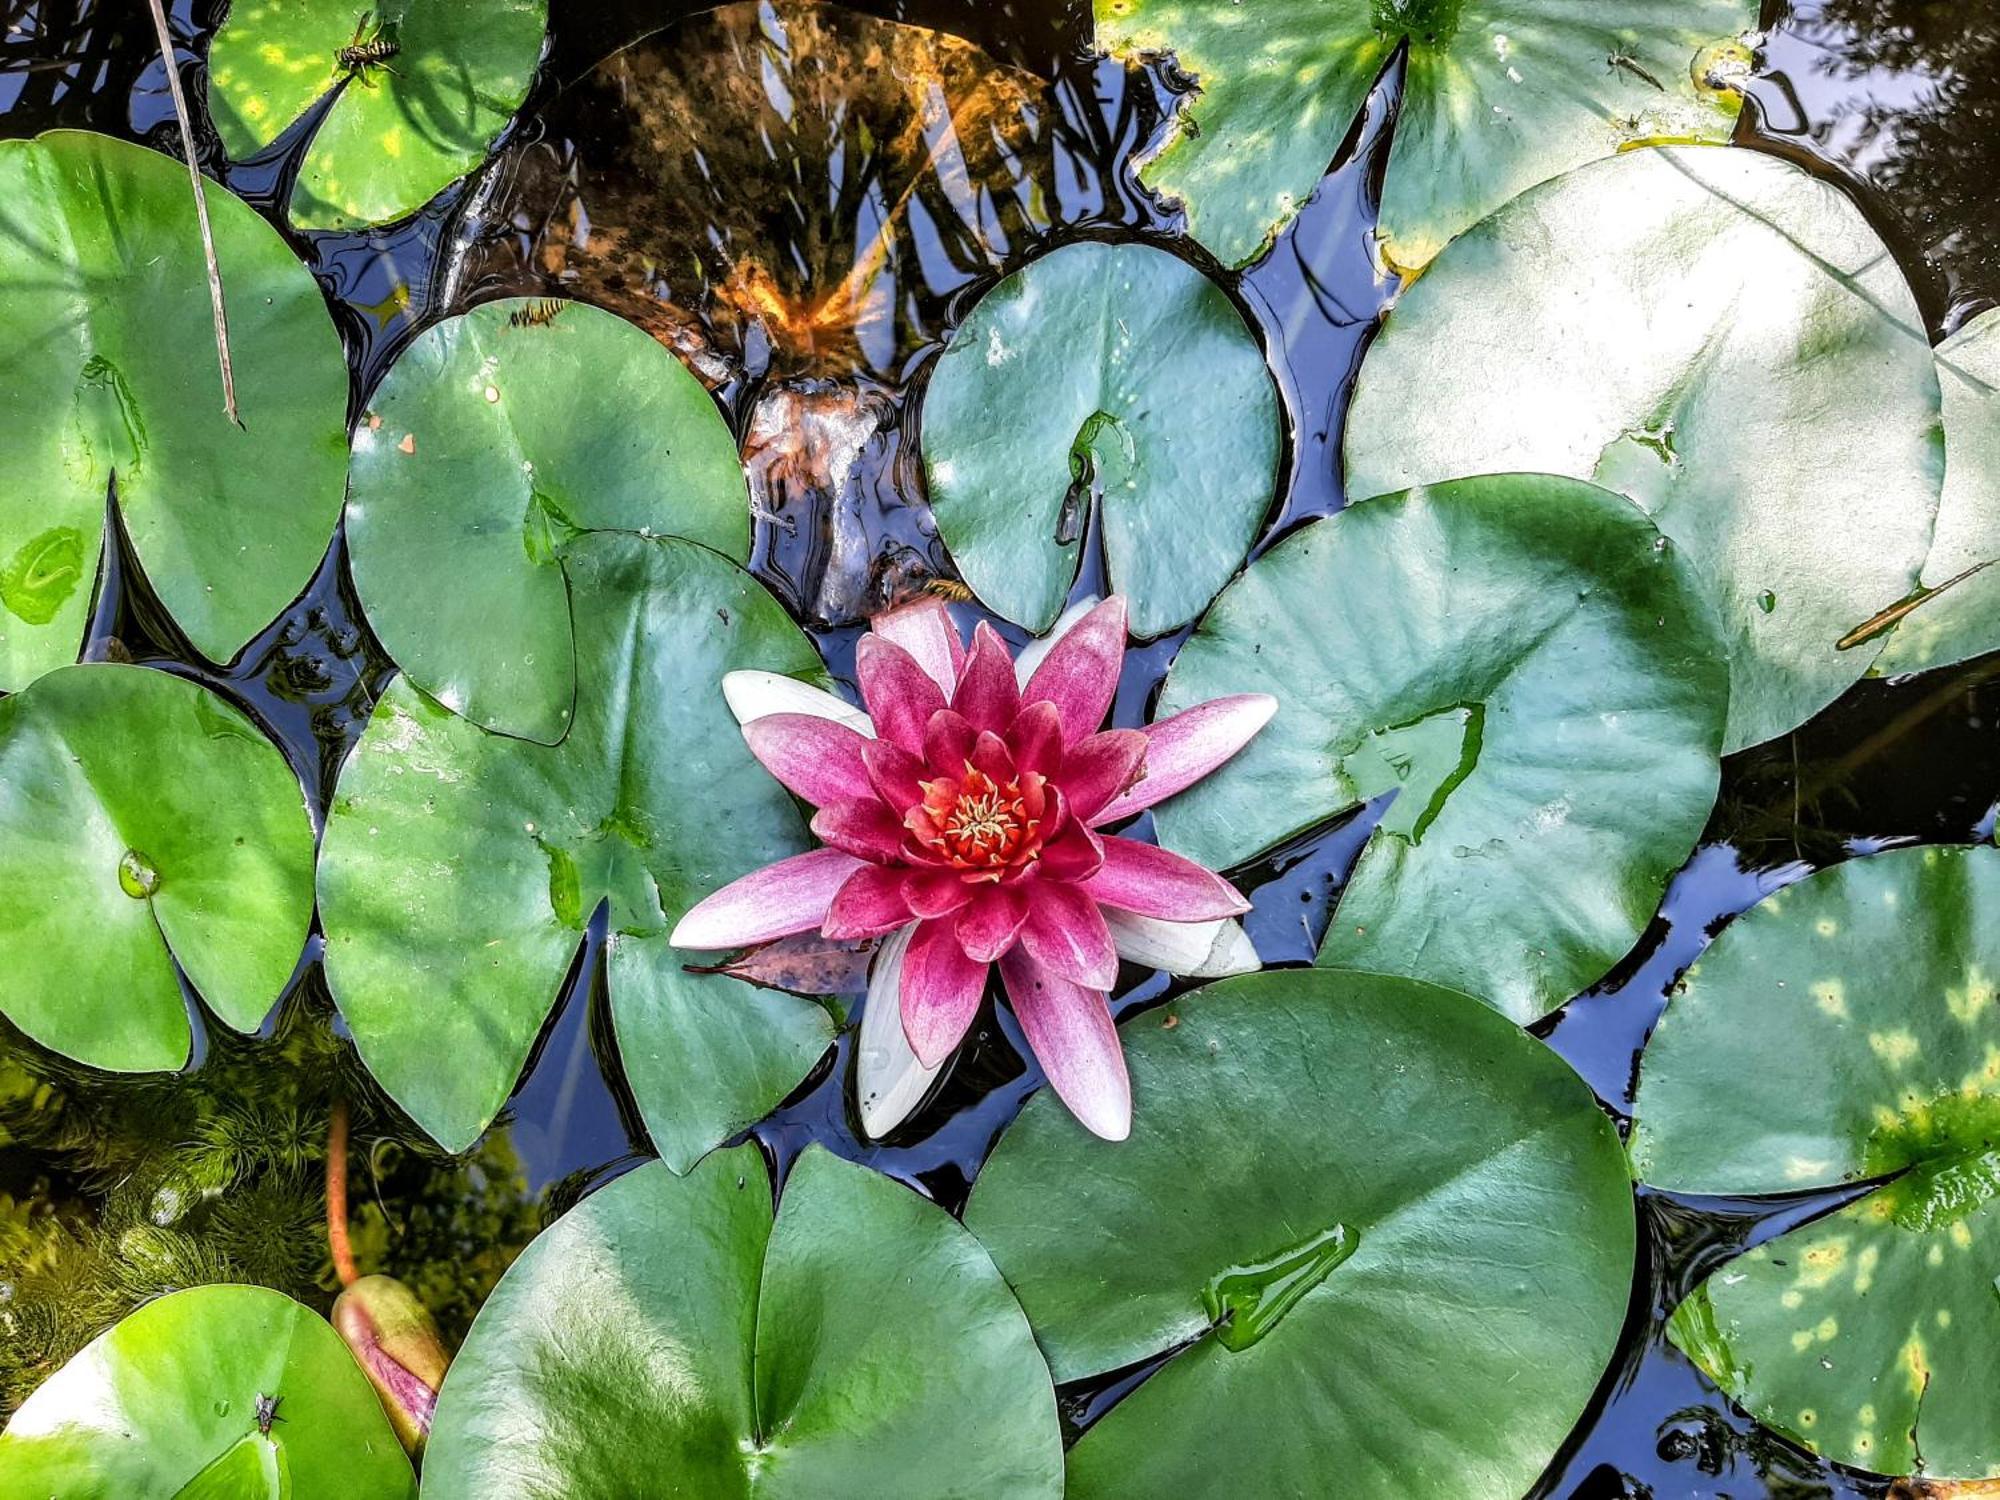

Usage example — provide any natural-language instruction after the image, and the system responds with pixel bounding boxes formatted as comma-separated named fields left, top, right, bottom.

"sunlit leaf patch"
left=966, top=970, right=1634, bottom=1498
left=1153, top=474, right=1726, bottom=1022
left=0, top=1284, right=415, bottom=1498
left=1346, top=144, right=1944, bottom=753
left=0, top=664, right=314, bottom=1073
left=0, top=132, right=349, bottom=689
left=423, top=1144, right=1063, bottom=1498
left=1633, top=844, right=2000, bottom=1480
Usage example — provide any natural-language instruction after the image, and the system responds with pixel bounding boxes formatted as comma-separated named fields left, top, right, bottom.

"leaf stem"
left=142, top=0, right=240, bottom=426
left=327, top=1097, right=360, bottom=1288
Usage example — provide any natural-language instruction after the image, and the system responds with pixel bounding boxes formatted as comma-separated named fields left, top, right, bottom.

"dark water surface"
left=2, top=0, right=1998, bottom=1494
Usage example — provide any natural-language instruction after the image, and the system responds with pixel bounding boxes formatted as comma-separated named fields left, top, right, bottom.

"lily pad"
left=1345, top=144, right=1944, bottom=752
left=1096, top=0, right=1754, bottom=271
left=921, top=240, right=1281, bottom=637
left=423, top=1143, right=1063, bottom=1498
left=0, top=664, right=315, bottom=1072
left=0, top=1283, right=415, bottom=1498
left=0, top=131, right=349, bottom=690
left=1871, top=309, right=2000, bottom=676
left=318, top=533, right=836, bottom=1164
left=1632, top=843, right=2000, bottom=1480
left=964, top=969, right=1634, bottom=1497
left=346, top=297, right=750, bottom=744
left=207, top=0, right=548, bottom=229
left=1152, top=474, right=1726, bottom=1022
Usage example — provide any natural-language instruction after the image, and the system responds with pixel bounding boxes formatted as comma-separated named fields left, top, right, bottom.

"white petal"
left=1104, top=910, right=1260, bottom=979
left=721, top=670, right=873, bottom=736
left=1012, top=594, right=1102, bottom=688
left=856, top=925, right=941, bottom=1139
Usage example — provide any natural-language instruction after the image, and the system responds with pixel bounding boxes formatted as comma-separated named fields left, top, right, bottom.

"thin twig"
left=327, top=1097, right=360, bottom=1288
left=142, top=0, right=240, bottom=424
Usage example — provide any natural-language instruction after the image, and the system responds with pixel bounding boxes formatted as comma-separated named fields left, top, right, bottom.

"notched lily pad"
left=346, top=297, right=751, bottom=743
left=1096, top=0, right=1756, bottom=270
left=423, top=1144, right=1063, bottom=1498
left=0, top=131, right=349, bottom=689
left=0, top=664, right=315, bottom=1073
left=964, top=969, right=1634, bottom=1498
left=1153, top=473, right=1726, bottom=1022
left=1346, top=144, right=1944, bottom=752
left=1869, top=309, right=2000, bottom=676
left=318, top=533, right=836, bottom=1165
left=922, top=240, right=1281, bottom=637
left=207, top=0, right=548, bottom=229
left=1633, top=844, right=2000, bottom=1480
left=0, top=1284, right=415, bottom=1498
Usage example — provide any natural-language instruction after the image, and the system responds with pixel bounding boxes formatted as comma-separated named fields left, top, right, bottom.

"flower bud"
left=331, top=1274, right=448, bottom=1458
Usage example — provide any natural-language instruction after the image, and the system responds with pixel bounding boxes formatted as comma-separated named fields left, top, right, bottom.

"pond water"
left=1, top=0, right=1997, bottom=1494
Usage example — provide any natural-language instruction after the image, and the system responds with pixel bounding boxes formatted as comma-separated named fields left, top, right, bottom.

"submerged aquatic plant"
left=671, top=596, right=1274, bottom=1139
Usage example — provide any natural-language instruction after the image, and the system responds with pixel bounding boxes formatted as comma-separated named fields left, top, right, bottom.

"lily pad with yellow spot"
left=207, top=0, right=548, bottom=229
left=1633, top=843, right=2000, bottom=1481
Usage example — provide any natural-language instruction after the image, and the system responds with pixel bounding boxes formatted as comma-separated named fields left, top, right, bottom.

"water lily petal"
left=822, top=863, right=917, bottom=940
left=903, top=867, right=974, bottom=920
left=1012, top=594, right=1101, bottom=687
left=1094, top=694, right=1278, bottom=824
left=669, top=847, right=864, bottom=948
left=1104, top=910, right=1260, bottom=978
left=954, top=622, right=1022, bottom=734
left=969, top=729, right=1018, bottom=785
left=856, top=925, right=941, bottom=1140
left=998, top=947, right=1130, bottom=1141
left=1021, top=595, right=1126, bottom=741
left=870, top=597, right=964, bottom=696
left=1083, top=835, right=1249, bottom=920
left=861, top=737, right=926, bottom=812
left=956, top=883, right=1029, bottom=962
left=1038, top=819, right=1105, bottom=883
left=742, top=713, right=875, bottom=808
left=1006, top=699, right=1065, bottom=778
left=1019, top=880, right=1121, bottom=989
left=1059, top=728, right=1149, bottom=824
left=901, top=918, right=991, bottom=1067
left=923, top=709, right=978, bottom=775
left=811, top=797, right=909, bottom=863
left=722, top=669, right=873, bottom=736
left=855, top=633, right=946, bottom=754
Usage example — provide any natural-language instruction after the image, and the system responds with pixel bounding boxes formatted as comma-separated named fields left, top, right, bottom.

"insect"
left=1606, top=50, right=1665, bottom=93
left=254, top=1393, right=285, bottom=1436
left=507, top=298, right=568, bottom=330
left=336, top=11, right=402, bottom=85
left=919, top=577, right=976, bottom=603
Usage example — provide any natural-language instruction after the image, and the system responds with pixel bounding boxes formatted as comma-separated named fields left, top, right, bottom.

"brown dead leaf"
left=693, top=930, right=881, bottom=998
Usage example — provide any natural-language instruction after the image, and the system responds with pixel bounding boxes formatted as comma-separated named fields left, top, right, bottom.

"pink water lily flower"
left=671, top=595, right=1274, bottom=1141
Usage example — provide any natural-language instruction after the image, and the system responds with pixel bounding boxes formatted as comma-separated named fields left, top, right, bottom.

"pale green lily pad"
left=208, top=0, right=547, bottom=229
left=1096, top=0, right=1754, bottom=271
left=347, top=298, right=750, bottom=744
left=0, top=664, right=315, bottom=1073
left=423, top=1144, right=1063, bottom=1498
left=318, top=533, right=836, bottom=1164
left=1872, top=309, right=2000, bottom=676
left=921, top=239, right=1280, bottom=637
left=0, top=131, right=349, bottom=689
left=0, top=1284, right=415, bottom=1499
left=965, top=969, right=1634, bottom=1498
left=1346, top=144, right=1944, bottom=752
left=1632, top=843, right=2000, bottom=1480
left=1153, top=474, right=1725, bottom=1022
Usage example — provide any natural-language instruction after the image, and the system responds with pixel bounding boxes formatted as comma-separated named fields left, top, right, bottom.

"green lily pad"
left=1345, top=144, right=1944, bottom=753
left=0, top=131, right=349, bottom=690
left=1152, top=474, right=1725, bottom=1022
left=920, top=239, right=1280, bottom=637
left=1095, top=0, right=1754, bottom=271
left=318, top=532, right=836, bottom=1164
left=0, top=664, right=315, bottom=1073
left=964, top=969, right=1634, bottom=1497
left=207, top=0, right=548, bottom=230
left=1632, top=843, right=2000, bottom=1480
left=1871, top=309, right=2000, bottom=677
left=0, top=1283, right=415, bottom=1498
left=423, top=1143, right=1063, bottom=1498
left=346, top=298, right=750, bottom=744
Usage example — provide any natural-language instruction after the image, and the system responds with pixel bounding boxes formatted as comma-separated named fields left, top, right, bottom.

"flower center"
left=918, top=767, right=1040, bottom=871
